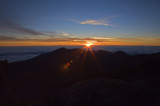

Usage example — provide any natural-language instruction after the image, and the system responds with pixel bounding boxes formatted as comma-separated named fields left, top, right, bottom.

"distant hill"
left=8, top=47, right=160, bottom=78
left=0, top=48, right=160, bottom=105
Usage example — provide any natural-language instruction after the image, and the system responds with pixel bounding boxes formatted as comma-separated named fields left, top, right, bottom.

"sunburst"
left=85, top=42, right=93, bottom=47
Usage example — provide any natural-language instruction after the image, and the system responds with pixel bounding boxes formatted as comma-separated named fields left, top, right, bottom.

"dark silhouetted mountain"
left=0, top=48, right=160, bottom=105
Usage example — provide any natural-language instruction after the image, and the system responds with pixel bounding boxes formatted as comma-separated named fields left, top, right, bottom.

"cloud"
left=79, top=19, right=109, bottom=26
left=0, top=35, right=69, bottom=42
left=62, top=32, right=69, bottom=36
left=0, top=36, right=28, bottom=41
left=2, top=33, right=159, bottom=46
left=92, top=37, right=115, bottom=40
left=1, top=34, right=160, bottom=46
left=0, top=35, right=111, bottom=43
left=0, top=16, right=43, bottom=35
left=42, top=31, right=56, bottom=35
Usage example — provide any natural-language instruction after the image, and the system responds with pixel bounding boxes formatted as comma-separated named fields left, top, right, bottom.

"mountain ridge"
left=0, top=48, right=160, bottom=105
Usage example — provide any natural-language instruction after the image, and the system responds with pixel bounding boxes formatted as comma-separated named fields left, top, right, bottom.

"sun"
left=85, top=42, right=93, bottom=47
left=85, top=43, right=91, bottom=47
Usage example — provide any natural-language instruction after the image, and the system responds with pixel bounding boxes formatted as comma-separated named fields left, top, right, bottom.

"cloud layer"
left=0, top=17, right=42, bottom=35
left=80, top=19, right=109, bottom=26
left=1, top=34, right=160, bottom=46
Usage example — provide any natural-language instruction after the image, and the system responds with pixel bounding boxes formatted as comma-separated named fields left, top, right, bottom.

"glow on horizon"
left=0, top=38, right=160, bottom=46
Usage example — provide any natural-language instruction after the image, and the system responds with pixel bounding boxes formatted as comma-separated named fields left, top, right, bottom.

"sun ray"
left=84, top=42, right=103, bottom=71
left=88, top=47, right=103, bottom=71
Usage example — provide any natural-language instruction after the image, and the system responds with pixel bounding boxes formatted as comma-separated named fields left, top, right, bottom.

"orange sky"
left=0, top=37, right=160, bottom=46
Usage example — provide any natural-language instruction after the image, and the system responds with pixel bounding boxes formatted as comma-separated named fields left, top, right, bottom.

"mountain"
left=0, top=48, right=160, bottom=105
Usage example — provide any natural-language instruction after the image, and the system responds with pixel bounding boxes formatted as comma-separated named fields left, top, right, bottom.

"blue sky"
left=0, top=0, right=160, bottom=46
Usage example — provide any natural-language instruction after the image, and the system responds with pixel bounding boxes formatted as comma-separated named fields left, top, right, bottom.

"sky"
left=0, top=0, right=160, bottom=46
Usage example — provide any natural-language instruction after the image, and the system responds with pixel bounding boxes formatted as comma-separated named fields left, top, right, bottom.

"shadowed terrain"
left=0, top=48, right=160, bottom=105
